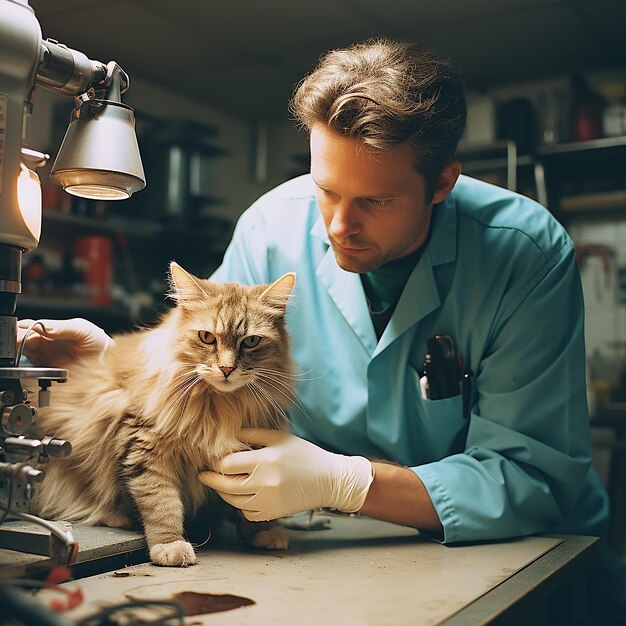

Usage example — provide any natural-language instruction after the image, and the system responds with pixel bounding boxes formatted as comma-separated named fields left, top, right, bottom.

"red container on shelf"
left=568, top=76, right=603, bottom=142
left=74, top=235, right=113, bottom=306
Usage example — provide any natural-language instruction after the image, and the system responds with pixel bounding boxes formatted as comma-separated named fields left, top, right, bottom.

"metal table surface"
left=1, top=513, right=597, bottom=626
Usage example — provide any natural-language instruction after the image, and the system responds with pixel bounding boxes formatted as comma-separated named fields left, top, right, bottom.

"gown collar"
left=309, top=194, right=458, bottom=356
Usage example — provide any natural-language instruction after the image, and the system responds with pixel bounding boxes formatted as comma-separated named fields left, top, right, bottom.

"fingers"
left=211, top=491, right=263, bottom=520
left=40, top=318, right=84, bottom=338
left=17, top=319, right=47, bottom=337
left=198, top=479, right=264, bottom=520
left=16, top=320, right=52, bottom=365
left=206, top=428, right=292, bottom=475
left=215, top=450, right=260, bottom=475
left=17, top=318, right=94, bottom=338
left=198, top=470, right=253, bottom=495
left=17, top=319, right=60, bottom=337
left=198, top=470, right=224, bottom=489
left=17, top=321, right=33, bottom=343
left=59, top=318, right=105, bottom=338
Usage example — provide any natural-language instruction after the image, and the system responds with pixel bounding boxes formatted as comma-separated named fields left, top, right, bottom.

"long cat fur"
left=33, top=262, right=297, bottom=566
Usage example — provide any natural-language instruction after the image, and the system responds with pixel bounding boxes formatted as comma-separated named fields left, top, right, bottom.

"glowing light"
left=16, top=163, right=42, bottom=242
left=64, top=184, right=129, bottom=200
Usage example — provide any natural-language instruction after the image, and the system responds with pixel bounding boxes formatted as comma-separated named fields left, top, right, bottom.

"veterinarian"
left=20, top=39, right=625, bottom=624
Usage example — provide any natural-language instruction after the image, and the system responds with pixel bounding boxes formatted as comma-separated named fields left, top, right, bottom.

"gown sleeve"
left=414, top=240, right=592, bottom=543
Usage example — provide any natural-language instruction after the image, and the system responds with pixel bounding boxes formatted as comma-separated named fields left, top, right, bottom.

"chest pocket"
left=409, top=367, right=468, bottom=461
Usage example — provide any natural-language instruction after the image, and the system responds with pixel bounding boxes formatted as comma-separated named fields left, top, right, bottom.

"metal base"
left=0, top=367, right=68, bottom=381
left=0, top=519, right=72, bottom=557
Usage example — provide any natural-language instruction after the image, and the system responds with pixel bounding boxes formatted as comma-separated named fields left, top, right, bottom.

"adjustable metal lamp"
left=50, top=61, right=146, bottom=200
left=0, top=0, right=146, bottom=547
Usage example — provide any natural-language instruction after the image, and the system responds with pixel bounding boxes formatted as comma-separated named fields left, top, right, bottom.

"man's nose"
left=329, top=201, right=361, bottom=238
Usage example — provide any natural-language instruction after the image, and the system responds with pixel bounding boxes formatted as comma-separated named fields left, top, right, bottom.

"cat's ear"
left=259, top=272, right=296, bottom=313
left=168, top=261, right=207, bottom=303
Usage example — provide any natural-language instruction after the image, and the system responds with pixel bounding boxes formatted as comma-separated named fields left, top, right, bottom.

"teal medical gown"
left=211, top=173, right=609, bottom=544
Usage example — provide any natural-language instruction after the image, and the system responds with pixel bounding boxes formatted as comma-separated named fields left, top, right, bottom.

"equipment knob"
left=21, top=465, right=44, bottom=483
left=41, top=436, right=72, bottom=458
left=1, top=404, right=36, bottom=436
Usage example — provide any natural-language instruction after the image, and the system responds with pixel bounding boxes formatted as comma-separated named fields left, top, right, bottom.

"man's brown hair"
left=289, top=38, right=467, bottom=200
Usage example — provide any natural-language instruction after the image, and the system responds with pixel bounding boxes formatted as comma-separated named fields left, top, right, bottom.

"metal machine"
left=0, top=0, right=145, bottom=553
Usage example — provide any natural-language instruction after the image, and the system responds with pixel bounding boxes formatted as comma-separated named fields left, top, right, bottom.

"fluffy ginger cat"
left=33, top=262, right=296, bottom=566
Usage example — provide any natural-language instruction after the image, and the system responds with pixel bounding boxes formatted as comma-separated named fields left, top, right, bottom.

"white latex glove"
left=17, top=318, right=113, bottom=368
left=198, top=428, right=374, bottom=522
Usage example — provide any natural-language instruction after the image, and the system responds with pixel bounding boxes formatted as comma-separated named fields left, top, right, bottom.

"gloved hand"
left=17, top=318, right=113, bottom=368
left=198, top=428, right=374, bottom=522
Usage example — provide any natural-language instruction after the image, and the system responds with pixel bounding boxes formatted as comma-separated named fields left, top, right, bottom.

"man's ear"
left=168, top=261, right=206, bottom=303
left=431, top=160, right=462, bottom=205
left=259, top=272, right=296, bottom=313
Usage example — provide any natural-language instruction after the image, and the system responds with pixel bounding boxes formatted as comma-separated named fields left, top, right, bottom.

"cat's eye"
left=242, top=335, right=262, bottom=348
left=198, top=330, right=216, bottom=345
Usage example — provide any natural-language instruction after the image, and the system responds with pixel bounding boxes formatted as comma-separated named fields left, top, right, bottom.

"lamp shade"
left=50, top=99, right=146, bottom=200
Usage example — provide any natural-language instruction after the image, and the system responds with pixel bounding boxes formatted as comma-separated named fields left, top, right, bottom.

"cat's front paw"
left=251, top=525, right=289, bottom=550
left=149, top=540, right=197, bottom=567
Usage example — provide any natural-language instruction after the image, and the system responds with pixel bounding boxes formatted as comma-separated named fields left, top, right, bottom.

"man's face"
left=310, top=124, right=433, bottom=274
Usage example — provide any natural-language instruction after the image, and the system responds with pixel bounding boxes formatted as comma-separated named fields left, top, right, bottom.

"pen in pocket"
left=420, top=334, right=473, bottom=419
left=461, top=370, right=472, bottom=419
left=422, top=335, right=460, bottom=400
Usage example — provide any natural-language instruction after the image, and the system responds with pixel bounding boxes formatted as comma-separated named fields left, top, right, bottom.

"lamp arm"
left=35, top=39, right=128, bottom=98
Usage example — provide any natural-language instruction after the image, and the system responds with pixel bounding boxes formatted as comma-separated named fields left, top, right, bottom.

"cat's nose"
left=219, top=366, right=235, bottom=378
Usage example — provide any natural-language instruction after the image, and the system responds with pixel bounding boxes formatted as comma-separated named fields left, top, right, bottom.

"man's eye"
left=198, top=330, right=216, bottom=345
left=367, top=198, right=393, bottom=208
left=317, top=187, right=334, bottom=197
left=242, top=335, right=262, bottom=348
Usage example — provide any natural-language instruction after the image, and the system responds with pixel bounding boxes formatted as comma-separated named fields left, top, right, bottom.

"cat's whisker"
left=245, top=382, right=278, bottom=427
left=169, top=364, right=203, bottom=382
left=157, top=372, right=203, bottom=428
left=253, top=366, right=320, bottom=382
left=161, top=371, right=197, bottom=402
left=252, top=373, right=296, bottom=403
left=160, top=364, right=211, bottom=428
left=162, top=380, right=196, bottom=415
left=171, top=374, right=203, bottom=403
left=255, top=380, right=303, bottom=418
left=157, top=390, right=191, bottom=429
left=253, top=381, right=290, bottom=428
left=161, top=373, right=199, bottom=400
left=247, top=380, right=291, bottom=429
left=170, top=370, right=201, bottom=390
left=252, top=372, right=310, bottom=421
left=246, top=381, right=287, bottom=432
left=252, top=370, right=295, bottom=392
left=253, top=365, right=308, bottom=376
left=247, top=380, right=281, bottom=418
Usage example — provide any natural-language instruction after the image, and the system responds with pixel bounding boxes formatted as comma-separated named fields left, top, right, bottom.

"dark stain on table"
left=173, top=590, right=255, bottom=615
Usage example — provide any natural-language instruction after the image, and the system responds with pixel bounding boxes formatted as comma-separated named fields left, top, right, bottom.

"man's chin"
left=333, top=250, right=379, bottom=274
